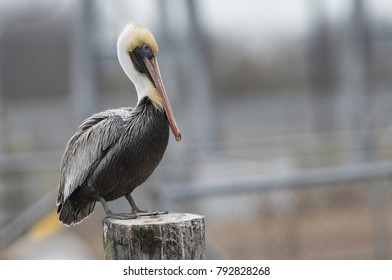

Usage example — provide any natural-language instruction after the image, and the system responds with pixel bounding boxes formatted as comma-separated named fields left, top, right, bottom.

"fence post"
left=102, top=212, right=205, bottom=260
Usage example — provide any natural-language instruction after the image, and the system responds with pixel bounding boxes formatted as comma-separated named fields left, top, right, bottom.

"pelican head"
left=117, top=23, right=181, bottom=141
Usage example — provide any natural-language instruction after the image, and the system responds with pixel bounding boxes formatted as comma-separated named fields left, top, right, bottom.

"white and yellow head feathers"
left=118, top=23, right=158, bottom=55
left=117, top=23, right=159, bottom=101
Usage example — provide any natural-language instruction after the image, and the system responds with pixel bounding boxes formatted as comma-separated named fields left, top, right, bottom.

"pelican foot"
left=105, top=212, right=138, bottom=220
left=133, top=210, right=168, bottom=217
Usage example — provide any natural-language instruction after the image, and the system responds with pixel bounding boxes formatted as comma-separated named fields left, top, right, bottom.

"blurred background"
left=1, top=0, right=392, bottom=259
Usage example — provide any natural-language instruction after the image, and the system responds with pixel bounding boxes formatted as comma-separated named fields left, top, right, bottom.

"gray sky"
left=2, top=0, right=392, bottom=47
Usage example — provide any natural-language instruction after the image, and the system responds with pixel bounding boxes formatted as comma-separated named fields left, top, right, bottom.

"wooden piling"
left=102, top=212, right=205, bottom=260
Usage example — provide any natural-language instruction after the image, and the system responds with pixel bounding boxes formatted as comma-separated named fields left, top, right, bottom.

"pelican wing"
left=57, top=108, right=132, bottom=207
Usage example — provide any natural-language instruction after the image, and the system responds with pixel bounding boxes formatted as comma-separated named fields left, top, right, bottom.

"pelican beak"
left=144, top=57, right=182, bottom=142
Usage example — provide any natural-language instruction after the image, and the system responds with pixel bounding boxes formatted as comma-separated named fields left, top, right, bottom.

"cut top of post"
left=103, top=212, right=205, bottom=260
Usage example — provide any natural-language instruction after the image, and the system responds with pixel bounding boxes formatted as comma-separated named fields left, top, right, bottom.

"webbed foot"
left=132, top=210, right=168, bottom=217
left=105, top=211, right=138, bottom=220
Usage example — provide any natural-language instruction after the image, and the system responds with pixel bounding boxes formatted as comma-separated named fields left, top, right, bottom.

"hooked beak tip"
left=175, top=132, right=182, bottom=142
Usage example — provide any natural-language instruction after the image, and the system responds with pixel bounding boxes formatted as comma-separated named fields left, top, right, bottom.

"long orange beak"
left=144, top=57, right=182, bottom=142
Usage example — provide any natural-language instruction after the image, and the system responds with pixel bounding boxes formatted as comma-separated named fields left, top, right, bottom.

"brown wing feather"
left=56, top=108, right=132, bottom=225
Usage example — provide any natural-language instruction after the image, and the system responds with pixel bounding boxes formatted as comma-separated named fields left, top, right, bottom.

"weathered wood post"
left=102, top=212, right=205, bottom=260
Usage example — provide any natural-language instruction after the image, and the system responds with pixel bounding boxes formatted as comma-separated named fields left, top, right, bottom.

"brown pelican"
left=56, top=23, right=181, bottom=226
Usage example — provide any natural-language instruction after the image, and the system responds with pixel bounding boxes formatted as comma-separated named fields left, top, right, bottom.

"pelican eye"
left=142, top=44, right=151, bottom=52
left=141, top=44, right=154, bottom=60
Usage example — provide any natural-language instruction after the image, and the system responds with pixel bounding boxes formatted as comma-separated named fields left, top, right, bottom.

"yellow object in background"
left=29, top=210, right=61, bottom=241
